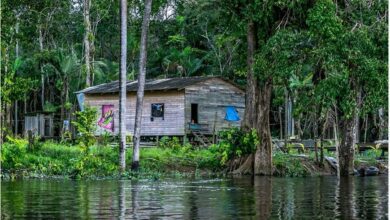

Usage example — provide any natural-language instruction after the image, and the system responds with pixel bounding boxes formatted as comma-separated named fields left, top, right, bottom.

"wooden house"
left=76, top=76, right=245, bottom=145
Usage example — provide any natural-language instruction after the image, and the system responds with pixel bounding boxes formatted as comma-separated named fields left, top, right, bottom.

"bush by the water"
left=209, top=128, right=258, bottom=165
left=273, top=152, right=310, bottom=177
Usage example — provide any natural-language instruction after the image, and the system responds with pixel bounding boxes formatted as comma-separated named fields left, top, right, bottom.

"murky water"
left=1, top=176, right=388, bottom=219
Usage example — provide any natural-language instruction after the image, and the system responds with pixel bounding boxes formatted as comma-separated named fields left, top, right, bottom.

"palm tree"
left=84, top=0, right=92, bottom=87
left=132, top=0, right=153, bottom=171
left=42, top=49, right=80, bottom=125
left=119, top=0, right=127, bottom=175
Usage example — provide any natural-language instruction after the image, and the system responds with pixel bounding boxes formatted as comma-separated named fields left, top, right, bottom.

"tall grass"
left=1, top=139, right=220, bottom=179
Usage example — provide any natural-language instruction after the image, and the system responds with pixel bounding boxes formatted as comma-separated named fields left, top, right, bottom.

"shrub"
left=273, top=152, right=309, bottom=177
left=210, top=128, right=258, bottom=165
left=158, top=136, right=181, bottom=151
left=72, top=106, right=98, bottom=149
left=1, top=138, right=28, bottom=170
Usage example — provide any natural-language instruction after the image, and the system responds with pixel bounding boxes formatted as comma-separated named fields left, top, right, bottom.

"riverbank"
left=1, top=139, right=387, bottom=180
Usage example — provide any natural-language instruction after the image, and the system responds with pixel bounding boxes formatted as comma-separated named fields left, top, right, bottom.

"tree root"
left=230, top=154, right=254, bottom=175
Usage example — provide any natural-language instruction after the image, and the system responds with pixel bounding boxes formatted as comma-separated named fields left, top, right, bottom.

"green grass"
left=0, top=140, right=221, bottom=179
left=3, top=138, right=384, bottom=179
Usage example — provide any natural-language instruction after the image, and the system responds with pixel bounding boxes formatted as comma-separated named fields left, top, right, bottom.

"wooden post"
left=212, top=111, right=217, bottom=144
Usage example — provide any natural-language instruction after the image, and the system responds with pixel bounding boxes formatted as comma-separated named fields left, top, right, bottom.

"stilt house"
left=76, top=76, right=245, bottom=145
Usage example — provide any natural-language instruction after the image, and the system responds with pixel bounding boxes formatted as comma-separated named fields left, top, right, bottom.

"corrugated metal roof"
left=76, top=76, right=241, bottom=94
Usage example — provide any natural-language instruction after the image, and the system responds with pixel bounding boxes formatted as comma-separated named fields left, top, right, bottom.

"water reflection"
left=337, top=177, right=356, bottom=219
left=253, top=176, right=272, bottom=219
left=118, top=180, right=126, bottom=219
left=1, top=176, right=388, bottom=219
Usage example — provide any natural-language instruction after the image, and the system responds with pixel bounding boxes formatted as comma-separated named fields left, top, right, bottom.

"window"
left=151, top=103, right=164, bottom=118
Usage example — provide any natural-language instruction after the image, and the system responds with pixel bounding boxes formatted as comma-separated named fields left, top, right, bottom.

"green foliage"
left=72, top=106, right=98, bottom=149
left=1, top=139, right=221, bottom=178
left=99, top=131, right=112, bottom=146
left=43, top=101, right=59, bottom=112
left=273, top=152, right=309, bottom=177
left=1, top=137, right=28, bottom=170
left=307, top=0, right=343, bottom=41
left=209, top=128, right=258, bottom=165
left=158, top=136, right=182, bottom=151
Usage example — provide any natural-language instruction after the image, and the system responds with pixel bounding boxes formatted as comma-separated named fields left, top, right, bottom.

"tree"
left=118, top=0, right=127, bottom=175
left=226, top=0, right=287, bottom=175
left=132, top=0, right=153, bottom=171
left=84, top=0, right=93, bottom=87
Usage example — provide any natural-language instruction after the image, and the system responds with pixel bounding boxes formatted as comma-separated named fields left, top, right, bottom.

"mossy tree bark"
left=254, top=78, right=273, bottom=175
left=242, top=20, right=258, bottom=131
left=240, top=20, right=273, bottom=175
left=338, top=116, right=356, bottom=176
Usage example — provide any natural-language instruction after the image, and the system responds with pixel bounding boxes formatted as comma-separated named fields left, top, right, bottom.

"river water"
left=1, top=176, right=388, bottom=219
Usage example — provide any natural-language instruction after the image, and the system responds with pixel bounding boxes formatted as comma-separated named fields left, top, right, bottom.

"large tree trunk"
left=338, top=116, right=356, bottom=176
left=242, top=20, right=258, bottom=131
left=338, top=79, right=360, bottom=176
left=132, top=0, right=153, bottom=171
left=118, top=0, right=127, bottom=175
left=337, top=96, right=360, bottom=176
left=254, top=78, right=273, bottom=175
left=84, top=0, right=92, bottom=87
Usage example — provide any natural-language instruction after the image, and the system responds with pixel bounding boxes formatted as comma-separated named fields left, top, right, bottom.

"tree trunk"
left=378, top=108, right=384, bottom=140
left=39, top=25, right=45, bottom=110
left=242, top=20, right=258, bottom=131
left=363, top=115, right=368, bottom=142
left=354, top=87, right=362, bottom=143
left=278, top=107, right=283, bottom=140
left=284, top=89, right=288, bottom=150
left=84, top=0, right=92, bottom=87
left=254, top=78, right=273, bottom=175
left=119, top=0, right=127, bottom=175
left=338, top=116, right=356, bottom=176
left=6, top=103, right=12, bottom=135
left=14, top=18, right=20, bottom=136
left=14, top=101, right=18, bottom=135
left=132, top=0, right=153, bottom=171
left=338, top=79, right=360, bottom=176
left=60, top=88, right=64, bottom=132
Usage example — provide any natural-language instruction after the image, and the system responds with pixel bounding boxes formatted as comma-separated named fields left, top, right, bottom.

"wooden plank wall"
left=184, top=78, right=245, bottom=133
left=25, top=116, right=39, bottom=136
left=84, top=90, right=185, bottom=136
left=24, top=114, right=54, bottom=137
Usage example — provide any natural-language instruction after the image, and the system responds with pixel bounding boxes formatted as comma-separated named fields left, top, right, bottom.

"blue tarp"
left=76, top=93, right=85, bottom=111
left=225, top=106, right=240, bottom=121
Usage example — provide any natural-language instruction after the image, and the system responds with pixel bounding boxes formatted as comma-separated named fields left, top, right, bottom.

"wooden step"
left=192, top=131, right=212, bottom=147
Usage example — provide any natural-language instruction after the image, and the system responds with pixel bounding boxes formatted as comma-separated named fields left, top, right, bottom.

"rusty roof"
left=76, top=76, right=243, bottom=94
